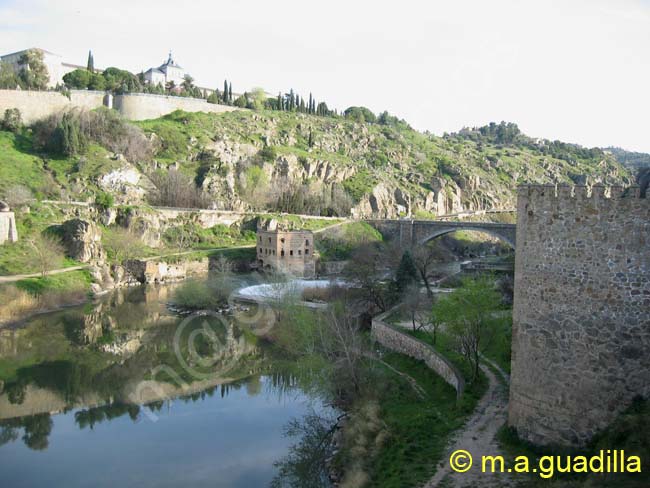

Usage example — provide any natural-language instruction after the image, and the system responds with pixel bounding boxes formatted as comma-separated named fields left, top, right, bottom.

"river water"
left=0, top=282, right=329, bottom=487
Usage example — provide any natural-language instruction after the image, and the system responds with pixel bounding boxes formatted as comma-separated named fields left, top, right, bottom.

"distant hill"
left=603, top=146, right=650, bottom=171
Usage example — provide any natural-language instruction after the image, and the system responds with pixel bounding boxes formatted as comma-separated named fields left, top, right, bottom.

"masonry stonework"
left=0, top=90, right=241, bottom=124
left=256, top=220, right=315, bottom=278
left=509, top=184, right=650, bottom=447
left=371, top=309, right=465, bottom=397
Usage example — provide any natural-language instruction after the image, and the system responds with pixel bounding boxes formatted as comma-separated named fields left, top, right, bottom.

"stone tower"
left=509, top=184, right=649, bottom=447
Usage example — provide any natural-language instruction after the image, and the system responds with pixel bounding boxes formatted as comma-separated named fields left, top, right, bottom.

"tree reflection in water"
left=0, top=413, right=53, bottom=451
left=271, top=410, right=341, bottom=488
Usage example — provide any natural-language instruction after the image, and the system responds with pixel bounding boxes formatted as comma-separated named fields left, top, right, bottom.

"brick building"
left=256, top=220, right=315, bottom=278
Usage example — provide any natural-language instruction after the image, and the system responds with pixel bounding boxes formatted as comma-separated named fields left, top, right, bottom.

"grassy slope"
left=136, top=110, right=631, bottom=209
left=368, top=351, right=487, bottom=487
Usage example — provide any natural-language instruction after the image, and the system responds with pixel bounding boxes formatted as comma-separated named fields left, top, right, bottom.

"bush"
left=258, top=145, right=277, bottom=163
left=32, top=108, right=152, bottom=162
left=344, top=106, right=377, bottom=124
left=94, top=191, right=114, bottom=210
left=2, top=108, right=22, bottom=132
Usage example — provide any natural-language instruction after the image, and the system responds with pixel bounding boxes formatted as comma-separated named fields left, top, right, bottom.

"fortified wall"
left=0, top=89, right=107, bottom=124
left=509, top=184, right=649, bottom=447
left=0, top=89, right=241, bottom=124
left=112, top=93, right=239, bottom=120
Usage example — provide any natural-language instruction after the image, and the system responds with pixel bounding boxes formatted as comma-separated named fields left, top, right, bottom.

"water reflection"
left=0, top=282, right=330, bottom=487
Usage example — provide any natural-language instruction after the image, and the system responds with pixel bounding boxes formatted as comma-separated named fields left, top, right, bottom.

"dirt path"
left=423, top=364, right=514, bottom=488
left=0, top=265, right=88, bottom=283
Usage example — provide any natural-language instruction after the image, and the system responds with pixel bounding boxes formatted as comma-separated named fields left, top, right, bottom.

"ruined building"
left=256, top=220, right=316, bottom=278
left=0, top=201, right=18, bottom=245
left=509, top=184, right=649, bottom=447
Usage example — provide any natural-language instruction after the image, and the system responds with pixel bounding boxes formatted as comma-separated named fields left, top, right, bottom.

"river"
left=0, top=280, right=331, bottom=487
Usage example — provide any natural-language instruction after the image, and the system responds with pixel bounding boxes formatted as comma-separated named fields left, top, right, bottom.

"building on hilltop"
left=256, top=219, right=316, bottom=278
left=0, top=48, right=96, bottom=88
left=142, top=52, right=187, bottom=90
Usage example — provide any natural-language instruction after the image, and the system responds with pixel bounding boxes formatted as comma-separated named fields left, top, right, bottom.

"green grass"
left=14, top=270, right=92, bottom=295
left=367, top=351, right=487, bottom=487
left=496, top=398, right=650, bottom=487
left=317, top=221, right=383, bottom=260
left=257, top=213, right=343, bottom=231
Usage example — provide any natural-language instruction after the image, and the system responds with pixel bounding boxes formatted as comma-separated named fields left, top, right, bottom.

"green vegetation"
left=366, top=352, right=487, bottom=487
left=14, top=270, right=92, bottom=296
left=497, top=397, right=649, bottom=487
left=317, top=221, right=383, bottom=260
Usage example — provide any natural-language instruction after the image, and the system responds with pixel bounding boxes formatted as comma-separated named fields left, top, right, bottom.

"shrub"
left=32, top=108, right=152, bottom=162
left=344, top=106, right=377, bottom=124
left=94, top=191, right=114, bottom=210
left=2, top=108, right=22, bottom=132
left=258, top=145, right=277, bottom=163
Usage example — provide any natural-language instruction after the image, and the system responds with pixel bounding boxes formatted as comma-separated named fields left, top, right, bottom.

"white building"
left=142, top=52, right=186, bottom=88
left=0, top=48, right=86, bottom=88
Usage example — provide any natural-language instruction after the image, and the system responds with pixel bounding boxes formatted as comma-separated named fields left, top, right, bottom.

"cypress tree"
left=87, top=51, right=94, bottom=72
left=228, top=82, right=233, bottom=103
left=308, top=93, right=313, bottom=114
left=223, top=80, right=228, bottom=103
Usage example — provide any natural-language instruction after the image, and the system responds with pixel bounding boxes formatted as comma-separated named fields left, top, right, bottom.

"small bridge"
left=365, top=219, right=517, bottom=248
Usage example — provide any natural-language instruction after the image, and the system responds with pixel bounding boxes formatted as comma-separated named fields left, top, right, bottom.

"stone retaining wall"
left=0, top=89, right=106, bottom=124
left=371, top=308, right=465, bottom=396
left=112, top=92, right=241, bottom=120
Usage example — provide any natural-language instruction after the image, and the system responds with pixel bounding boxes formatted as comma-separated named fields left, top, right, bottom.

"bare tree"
left=2, top=185, right=33, bottom=208
left=149, top=169, right=208, bottom=208
left=103, top=228, right=144, bottom=264
left=28, top=233, right=65, bottom=277
left=317, top=306, right=371, bottom=397
left=343, top=244, right=389, bottom=312
left=412, top=242, right=452, bottom=296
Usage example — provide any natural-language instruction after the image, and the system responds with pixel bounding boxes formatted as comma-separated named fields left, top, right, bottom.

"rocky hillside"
left=0, top=109, right=633, bottom=218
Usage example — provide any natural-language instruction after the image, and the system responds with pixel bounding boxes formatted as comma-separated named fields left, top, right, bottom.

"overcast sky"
left=2, top=0, right=649, bottom=152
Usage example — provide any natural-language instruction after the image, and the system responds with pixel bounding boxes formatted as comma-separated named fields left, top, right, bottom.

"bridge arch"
left=418, top=226, right=516, bottom=249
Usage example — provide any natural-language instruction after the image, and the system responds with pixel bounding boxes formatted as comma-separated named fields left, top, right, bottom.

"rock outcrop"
left=61, top=219, right=105, bottom=263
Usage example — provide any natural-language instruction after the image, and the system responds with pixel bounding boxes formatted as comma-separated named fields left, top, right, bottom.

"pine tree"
left=87, top=51, right=94, bottom=72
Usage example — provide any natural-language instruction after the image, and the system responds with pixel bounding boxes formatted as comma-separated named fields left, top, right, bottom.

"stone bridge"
left=365, top=219, right=517, bottom=248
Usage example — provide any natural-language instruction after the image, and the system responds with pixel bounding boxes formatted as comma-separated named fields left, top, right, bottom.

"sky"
left=1, top=0, right=649, bottom=152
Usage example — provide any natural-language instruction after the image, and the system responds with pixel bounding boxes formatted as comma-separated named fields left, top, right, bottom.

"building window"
left=268, top=237, right=271, bottom=243
left=290, top=250, right=294, bottom=256
left=298, top=250, right=301, bottom=256
left=259, top=248, right=262, bottom=253
left=305, top=239, right=310, bottom=246
left=305, top=249, right=309, bottom=255
left=259, top=236, right=262, bottom=242
left=280, top=238, right=285, bottom=243
left=281, top=250, right=285, bottom=257
left=273, top=250, right=276, bottom=255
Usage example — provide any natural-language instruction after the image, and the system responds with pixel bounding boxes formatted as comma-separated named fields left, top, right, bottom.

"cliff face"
left=132, top=111, right=631, bottom=218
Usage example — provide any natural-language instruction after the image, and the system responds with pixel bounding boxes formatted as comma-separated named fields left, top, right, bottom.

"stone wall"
left=112, top=93, right=241, bottom=120
left=371, top=309, right=465, bottom=396
left=509, top=184, right=650, bottom=447
left=0, top=89, right=106, bottom=124
left=0, top=89, right=241, bottom=124
left=0, top=211, right=18, bottom=244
